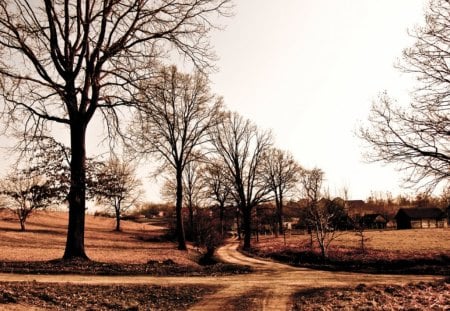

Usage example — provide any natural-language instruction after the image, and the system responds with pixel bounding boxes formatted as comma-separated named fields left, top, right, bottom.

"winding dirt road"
left=0, top=240, right=443, bottom=310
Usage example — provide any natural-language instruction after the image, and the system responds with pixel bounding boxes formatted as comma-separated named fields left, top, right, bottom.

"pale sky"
left=208, top=0, right=428, bottom=200
left=0, top=1, right=431, bottom=203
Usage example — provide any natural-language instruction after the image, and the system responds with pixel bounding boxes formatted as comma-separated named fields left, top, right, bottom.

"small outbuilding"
left=360, top=214, right=387, bottom=230
left=395, top=207, right=446, bottom=229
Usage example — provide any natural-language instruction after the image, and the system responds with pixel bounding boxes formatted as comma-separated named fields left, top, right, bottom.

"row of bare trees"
left=0, top=52, right=344, bottom=255
left=0, top=0, right=233, bottom=260
left=124, top=65, right=305, bottom=251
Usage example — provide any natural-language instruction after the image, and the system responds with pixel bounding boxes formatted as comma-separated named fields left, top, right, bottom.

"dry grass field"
left=0, top=209, right=449, bottom=310
left=256, top=228, right=450, bottom=255
left=250, top=228, right=450, bottom=275
left=0, top=209, right=198, bottom=266
left=1, top=208, right=449, bottom=266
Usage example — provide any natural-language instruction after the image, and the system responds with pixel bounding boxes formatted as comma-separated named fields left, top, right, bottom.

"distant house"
left=360, top=214, right=387, bottom=230
left=395, top=207, right=446, bottom=229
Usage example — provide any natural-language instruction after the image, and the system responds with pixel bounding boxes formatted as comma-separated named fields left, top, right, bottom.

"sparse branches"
left=200, top=158, right=232, bottom=236
left=209, top=111, right=273, bottom=250
left=92, top=157, right=143, bottom=232
left=0, top=170, right=53, bottom=231
left=299, top=168, right=324, bottom=205
left=20, top=135, right=71, bottom=203
left=129, top=65, right=222, bottom=250
left=299, top=168, right=344, bottom=258
left=360, top=0, right=450, bottom=192
left=261, top=148, right=301, bottom=235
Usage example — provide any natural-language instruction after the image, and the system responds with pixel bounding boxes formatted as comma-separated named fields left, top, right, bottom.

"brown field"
left=250, top=228, right=450, bottom=275
left=1, top=209, right=449, bottom=265
left=0, top=209, right=198, bottom=266
left=0, top=210, right=449, bottom=310
left=254, top=228, right=450, bottom=256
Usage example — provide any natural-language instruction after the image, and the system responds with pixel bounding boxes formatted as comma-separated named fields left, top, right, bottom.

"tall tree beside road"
left=130, top=66, right=222, bottom=250
left=210, top=112, right=273, bottom=250
left=0, top=0, right=231, bottom=259
left=360, top=0, right=450, bottom=191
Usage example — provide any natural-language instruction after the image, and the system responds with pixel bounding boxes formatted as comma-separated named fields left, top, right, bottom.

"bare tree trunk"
left=276, top=194, right=284, bottom=235
left=176, top=169, right=187, bottom=250
left=309, top=228, right=313, bottom=250
left=63, top=122, right=88, bottom=260
left=235, top=208, right=241, bottom=240
left=16, top=210, right=27, bottom=231
left=115, top=206, right=121, bottom=232
left=255, top=206, right=259, bottom=243
left=319, top=242, right=326, bottom=258
left=219, top=203, right=224, bottom=237
left=316, top=229, right=327, bottom=258
left=242, top=207, right=252, bottom=250
left=19, top=218, right=25, bottom=231
left=188, top=204, right=194, bottom=240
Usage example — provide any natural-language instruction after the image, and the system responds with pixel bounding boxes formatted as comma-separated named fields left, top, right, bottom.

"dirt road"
left=0, top=240, right=443, bottom=311
left=191, top=241, right=443, bottom=310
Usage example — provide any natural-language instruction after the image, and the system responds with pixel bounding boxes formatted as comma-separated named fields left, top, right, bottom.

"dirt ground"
left=0, top=282, right=219, bottom=310
left=0, top=210, right=448, bottom=310
left=0, top=241, right=447, bottom=310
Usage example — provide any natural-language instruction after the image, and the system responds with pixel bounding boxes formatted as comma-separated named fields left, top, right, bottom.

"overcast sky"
left=205, top=0, right=428, bottom=200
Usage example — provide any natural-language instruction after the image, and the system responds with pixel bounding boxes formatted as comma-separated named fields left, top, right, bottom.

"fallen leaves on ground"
left=292, top=280, right=450, bottom=310
left=0, top=281, right=219, bottom=310
left=0, top=259, right=251, bottom=276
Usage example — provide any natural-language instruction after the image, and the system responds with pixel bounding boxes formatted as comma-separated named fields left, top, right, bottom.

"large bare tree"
left=0, top=0, right=231, bottom=259
left=210, top=112, right=273, bottom=250
left=130, top=65, right=222, bottom=250
left=261, top=148, right=301, bottom=235
left=360, top=0, right=450, bottom=191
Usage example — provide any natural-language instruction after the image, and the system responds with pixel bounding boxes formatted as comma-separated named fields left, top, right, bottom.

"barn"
left=395, top=207, right=446, bottom=229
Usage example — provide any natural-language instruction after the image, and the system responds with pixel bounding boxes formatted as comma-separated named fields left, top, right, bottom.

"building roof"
left=395, top=207, right=445, bottom=220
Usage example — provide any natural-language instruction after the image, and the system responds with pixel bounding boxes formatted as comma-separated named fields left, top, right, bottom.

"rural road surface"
left=0, top=240, right=443, bottom=310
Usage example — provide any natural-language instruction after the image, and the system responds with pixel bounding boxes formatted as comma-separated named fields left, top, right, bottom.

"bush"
left=195, top=210, right=225, bottom=265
